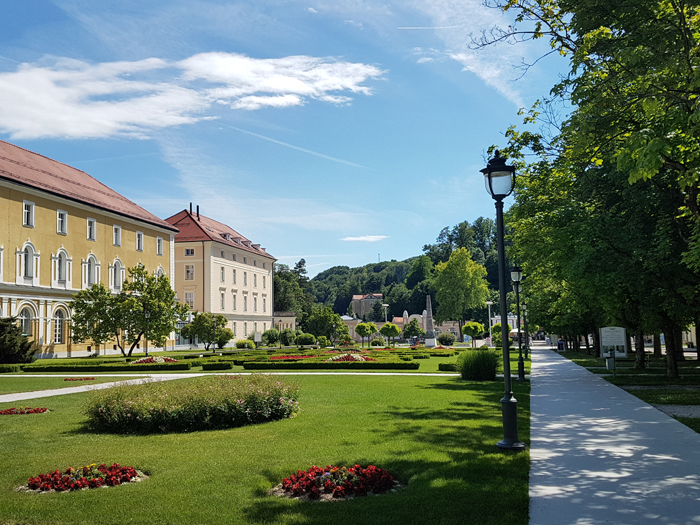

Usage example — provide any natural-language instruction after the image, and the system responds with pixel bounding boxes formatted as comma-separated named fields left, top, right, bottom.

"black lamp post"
left=511, top=267, right=527, bottom=382
left=481, top=150, right=527, bottom=451
left=522, top=303, right=530, bottom=360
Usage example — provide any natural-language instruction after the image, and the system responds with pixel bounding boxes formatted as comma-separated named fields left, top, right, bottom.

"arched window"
left=155, top=267, right=165, bottom=278
left=53, top=309, right=65, bottom=344
left=87, top=256, right=96, bottom=287
left=19, top=307, right=32, bottom=336
left=113, top=260, right=123, bottom=290
left=57, top=252, right=67, bottom=282
left=23, top=247, right=33, bottom=278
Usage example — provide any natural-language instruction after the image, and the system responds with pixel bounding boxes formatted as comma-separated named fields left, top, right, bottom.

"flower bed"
left=64, top=377, right=95, bottom=381
left=326, top=353, right=377, bottom=362
left=131, top=356, right=179, bottom=364
left=269, top=355, right=317, bottom=360
left=83, top=374, right=300, bottom=434
left=0, top=407, right=47, bottom=415
left=24, top=463, right=143, bottom=493
left=269, top=464, right=399, bottom=501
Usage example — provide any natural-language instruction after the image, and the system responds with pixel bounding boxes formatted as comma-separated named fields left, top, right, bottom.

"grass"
left=0, top=374, right=529, bottom=525
left=0, top=377, right=122, bottom=395
left=629, top=389, right=700, bottom=405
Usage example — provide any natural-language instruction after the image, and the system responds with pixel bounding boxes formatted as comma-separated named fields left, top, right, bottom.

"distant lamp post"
left=482, top=150, right=526, bottom=451
left=144, top=309, right=151, bottom=357
left=511, top=266, right=526, bottom=382
left=382, top=304, right=389, bottom=323
left=485, top=301, right=494, bottom=345
left=522, top=303, right=530, bottom=360
left=279, top=320, right=283, bottom=349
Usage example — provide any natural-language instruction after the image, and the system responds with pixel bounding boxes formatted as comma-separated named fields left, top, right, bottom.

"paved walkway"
left=530, top=346, right=700, bottom=525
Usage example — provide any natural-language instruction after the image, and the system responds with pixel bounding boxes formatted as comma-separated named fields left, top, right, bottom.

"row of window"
left=22, top=201, right=163, bottom=255
left=183, top=247, right=267, bottom=269
left=182, top=290, right=267, bottom=313
left=17, top=307, right=67, bottom=344
left=218, top=267, right=266, bottom=288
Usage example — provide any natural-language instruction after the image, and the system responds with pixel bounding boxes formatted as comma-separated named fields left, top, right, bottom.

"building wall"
left=0, top=180, right=175, bottom=357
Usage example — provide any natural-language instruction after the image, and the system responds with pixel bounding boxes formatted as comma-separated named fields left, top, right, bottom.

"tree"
left=0, top=317, right=37, bottom=363
left=181, top=312, right=228, bottom=352
left=355, top=322, right=373, bottom=348
left=492, top=322, right=512, bottom=349
left=437, top=332, right=456, bottom=346
left=405, top=256, right=434, bottom=290
left=71, top=265, right=189, bottom=356
left=216, top=328, right=234, bottom=349
left=263, top=328, right=280, bottom=347
left=403, top=318, right=426, bottom=341
left=433, top=248, right=490, bottom=341
left=380, top=322, right=402, bottom=346
left=462, top=322, right=485, bottom=347
left=280, top=328, right=296, bottom=347
left=306, top=306, right=348, bottom=344
left=274, top=262, right=314, bottom=329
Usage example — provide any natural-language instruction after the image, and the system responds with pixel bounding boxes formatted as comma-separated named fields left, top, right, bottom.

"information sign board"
left=600, top=327, right=627, bottom=358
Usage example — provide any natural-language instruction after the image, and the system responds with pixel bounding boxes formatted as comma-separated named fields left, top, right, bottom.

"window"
left=185, top=248, right=195, bottom=256
left=53, top=310, right=65, bottom=344
left=156, top=237, right=163, bottom=256
left=220, top=292, right=225, bottom=310
left=19, top=308, right=32, bottom=335
left=232, top=254, right=236, bottom=261
left=233, top=269, right=236, bottom=284
left=185, top=265, right=195, bottom=281
left=113, top=260, right=123, bottom=290
left=221, top=250, right=225, bottom=258
left=244, top=272, right=247, bottom=286
left=57, top=210, right=68, bottom=234
left=136, top=232, right=144, bottom=252
left=113, top=225, right=121, bottom=246
left=254, top=274, right=257, bottom=288
left=232, top=293, right=237, bottom=310
left=87, top=256, right=96, bottom=287
left=263, top=297, right=266, bottom=313
left=244, top=296, right=248, bottom=312
left=254, top=296, right=257, bottom=312
left=57, top=252, right=67, bottom=282
left=87, top=218, right=96, bottom=241
left=254, top=322, right=258, bottom=333
left=23, top=246, right=34, bottom=278
left=185, top=292, right=194, bottom=308
left=254, top=260, right=257, bottom=267
left=244, top=322, right=248, bottom=336
left=263, top=276, right=266, bottom=289
left=221, top=267, right=225, bottom=282
left=263, top=322, right=267, bottom=332
left=263, top=262, right=267, bottom=269
left=23, top=201, right=34, bottom=227
left=243, top=256, right=247, bottom=264
left=233, top=322, right=236, bottom=336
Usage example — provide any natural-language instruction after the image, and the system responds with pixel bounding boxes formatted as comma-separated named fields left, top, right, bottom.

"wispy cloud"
left=341, top=235, right=389, bottom=242
left=0, top=52, right=384, bottom=140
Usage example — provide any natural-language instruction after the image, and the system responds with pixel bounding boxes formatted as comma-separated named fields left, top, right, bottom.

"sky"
left=0, top=0, right=566, bottom=277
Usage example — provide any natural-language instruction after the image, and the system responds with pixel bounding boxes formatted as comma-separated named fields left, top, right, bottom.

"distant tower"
left=425, top=295, right=436, bottom=347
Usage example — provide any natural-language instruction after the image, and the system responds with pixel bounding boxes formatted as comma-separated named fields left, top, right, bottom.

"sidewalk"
left=530, top=347, right=700, bottom=525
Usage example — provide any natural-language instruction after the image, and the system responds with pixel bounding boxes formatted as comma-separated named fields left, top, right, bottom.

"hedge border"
left=201, top=362, right=233, bottom=371
left=0, top=364, right=20, bottom=373
left=242, top=361, right=420, bottom=370
left=22, top=363, right=191, bottom=372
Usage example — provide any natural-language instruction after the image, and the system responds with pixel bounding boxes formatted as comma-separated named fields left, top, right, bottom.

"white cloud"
left=341, top=235, right=389, bottom=242
left=0, top=52, right=384, bottom=139
left=308, top=7, right=319, bottom=13
left=345, top=20, right=364, bottom=29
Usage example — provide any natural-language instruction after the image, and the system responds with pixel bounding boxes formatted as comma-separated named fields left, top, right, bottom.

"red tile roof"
left=166, top=209, right=275, bottom=259
left=0, top=140, right=178, bottom=232
left=352, top=293, right=383, bottom=300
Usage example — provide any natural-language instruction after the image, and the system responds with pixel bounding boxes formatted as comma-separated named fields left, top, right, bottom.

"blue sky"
left=0, top=0, right=565, bottom=276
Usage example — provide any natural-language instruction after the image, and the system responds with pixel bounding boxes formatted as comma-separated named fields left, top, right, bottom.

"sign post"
left=600, top=327, right=627, bottom=378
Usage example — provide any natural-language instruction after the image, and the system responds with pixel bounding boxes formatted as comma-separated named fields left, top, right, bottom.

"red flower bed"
left=327, top=354, right=377, bottom=362
left=26, top=463, right=141, bottom=492
left=269, top=355, right=317, bottom=360
left=131, top=356, right=178, bottom=364
left=0, top=407, right=47, bottom=415
left=64, top=377, right=95, bottom=381
left=279, top=464, right=397, bottom=500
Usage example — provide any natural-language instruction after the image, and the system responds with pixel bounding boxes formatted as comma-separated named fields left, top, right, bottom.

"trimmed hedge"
left=0, top=364, right=20, bottom=373
left=243, top=361, right=420, bottom=370
left=412, top=354, right=430, bottom=359
left=28, top=359, right=108, bottom=366
left=201, top=362, right=233, bottom=371
left=457, top=349, right=499, bottom=380
left=438, top=363, right=458, bottom=372
left=22, top=363, right=191, bottom=372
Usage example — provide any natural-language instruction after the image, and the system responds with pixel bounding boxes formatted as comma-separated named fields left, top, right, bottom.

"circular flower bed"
left=326, top=353, right=377, bottom=362
left=269, top=464, right=399, bottom=502
left=131, top=356, right=178, bottom=364
left=21, top=463, right=145, bottom=493
left=270, top=355, right=317, bottom=360
left=64, top=377, right=95, bottom=381
left=1, top=407, right=47, bottom=415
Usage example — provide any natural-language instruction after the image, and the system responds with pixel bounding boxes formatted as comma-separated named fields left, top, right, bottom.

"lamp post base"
left=498, top=395, right=527, bottom=451
left=516, top=356, right=529, bottom=382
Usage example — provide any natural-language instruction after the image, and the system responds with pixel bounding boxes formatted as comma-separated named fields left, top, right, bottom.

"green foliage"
left=296, top=333, right=316, bottom=346
left=380, top=322, right=402, bottom=345
left=403, top=318, right=426, bottom=340
left=235, top=340, right=256, bottom=350
left=274, top=261, right=313, bottom=328
left=0, top=317, right=37, bottom=364
left=317, top=335, right=331, bottom=348
left=216, top=328, right=234, bottom=349
left=306, top=306, right=348, bottom=343
left=201, top=362, right=233, bottom=371
left=0, top=363, right=21, bottom=373
left=438, top=363, right=458, bottom=372
left=181, top=312, right=228, bottom=351
left=462, top=322, right=485, bottom=347
left=491, top=323, right=512, bottom=349
left=243, top=361, right=420, bottom=370
left=262, top=328, right=280, bottom=346
left=370, top=336, right=385, bottom=347
left=83, top=374, right=300, bottom=434
left=457, top=349, right=499, bottom=381
left=437, top=332, right=456, bottom=346
left=433, top=248, right=490, bottom=326
left=71, top=265, right=189, bottom=356
left=280, top=328, right=296, bottom=346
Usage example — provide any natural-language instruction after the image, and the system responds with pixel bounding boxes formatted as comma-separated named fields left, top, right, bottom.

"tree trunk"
left=634, top=328, right=646, bottom=369
left=664, top=329, right=679, bottom=378
left=574, top=336, right=580, bottom=352
left=675, top=326, right=686, bottom=362
left=626, top=331, right=633, bottom=357
left=585, top=334, right=591, bottom=355
left=593, top=330, right=601, bottom=357
left=653, top=333, right=662, bottom=358
left=695, top=320, right=700, bottom=361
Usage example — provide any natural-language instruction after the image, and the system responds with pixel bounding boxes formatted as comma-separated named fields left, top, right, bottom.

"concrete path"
left=530, top=347, right=700, bottom=525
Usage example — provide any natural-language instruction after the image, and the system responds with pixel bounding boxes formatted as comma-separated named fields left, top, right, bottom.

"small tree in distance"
left=181, top=312, right=228, bottom=352
left=462, top=322, right=485, bottom=348
left=403, top=318, right=426, bottom=343
left=380, top=322, right=401, bottom=347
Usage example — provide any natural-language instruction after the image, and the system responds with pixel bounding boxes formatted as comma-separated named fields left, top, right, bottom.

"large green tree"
left=181, top=312, right=228, bottom=352
left=0, top=317, right=37, bottom=363
left=306, top=306, right=349, bottom=344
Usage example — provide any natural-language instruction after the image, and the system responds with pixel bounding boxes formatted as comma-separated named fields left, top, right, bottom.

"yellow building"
left=166, top=207, right=275, bottom=342
left=0, top=140, right=179, bottom=357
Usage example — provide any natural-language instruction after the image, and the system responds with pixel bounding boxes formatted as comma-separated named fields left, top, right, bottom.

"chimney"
left=189, top=202, right=192, bottom=214
left=196, top=205, right=200, bottom=220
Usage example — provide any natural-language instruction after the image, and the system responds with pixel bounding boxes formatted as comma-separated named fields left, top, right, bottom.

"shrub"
left=201, top=362, right=233, bottom=370
left=0, top=364, right=20, bottom=373
left=243, top=361, right=420, bottom=370
left=437, top=332, right=456, bottom=346
left=296, top=333, right=316, bottom=346
left=83, top=374, right=300, bottom=434
left=280, top=328, right=296, bottom=346
left=411, top=354, right=429, bottom=359
left=22, top=363, right=191, bottom=372
left=457, top=349, right=499, bottom=380
left=0, top=316, right=38, bottom=364
left=370, top=337, right=385, bottom=347
left=216, top=328, right=234, bottom=349
left=236, top=340, right=256, bottom=350
left=317, top=335, right=331, bottom=348
left=491, top=323, right=512, bottom=349
left=262, top=328, right=280, bottom=346
left=438, top=363, right=458, bottom=372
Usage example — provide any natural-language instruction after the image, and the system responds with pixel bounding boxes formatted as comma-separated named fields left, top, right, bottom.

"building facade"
left=0, top=140, right=178, bottom=357
left=166, top=207, right=275, bottom=342
left=350, top=293, right=383, bottom=318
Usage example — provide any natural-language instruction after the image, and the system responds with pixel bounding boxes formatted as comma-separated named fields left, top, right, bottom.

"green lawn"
left=629, top=389, right=700, bottom=405
left=0, top=374, right=529, bottom=525
left=0, top=377, right=123, bottom=395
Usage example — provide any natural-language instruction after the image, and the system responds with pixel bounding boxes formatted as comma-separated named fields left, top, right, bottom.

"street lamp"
left=382, top=304, right=389, bottom=323
left=511, top=267, right=526, bottom=382
left=485, top=301, right=494, bottom=345
left=482, top=150, right=527, bottom=451
left=522, top=303, right=530, bottom=360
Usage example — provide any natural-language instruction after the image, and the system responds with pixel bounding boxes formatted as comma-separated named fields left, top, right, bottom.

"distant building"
left=0, top=140, right=178, bottom=357
left=350, top=293, right=383, bottom=318
left=166, top=206, right=275, bottom=342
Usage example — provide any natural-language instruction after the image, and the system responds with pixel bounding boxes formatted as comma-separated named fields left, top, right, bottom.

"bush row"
left=0, top=364, right=20, bottom=373
left=23, top=363, right=191, bottom=372
left=83, top=374, right=300, bottom=434
left=242, top=361, right=420, bottom=370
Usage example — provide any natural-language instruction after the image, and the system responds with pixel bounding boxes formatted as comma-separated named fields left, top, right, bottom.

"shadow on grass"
left=240, top=378, right=529, bottom=525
